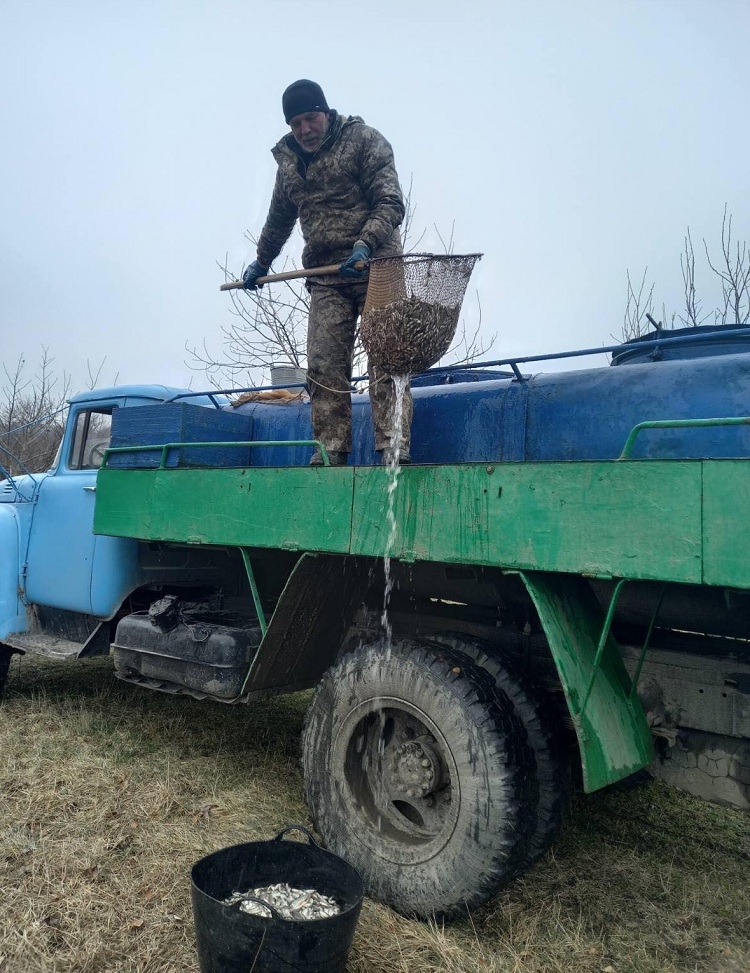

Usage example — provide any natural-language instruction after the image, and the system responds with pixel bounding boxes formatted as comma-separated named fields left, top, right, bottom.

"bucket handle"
left=233, top=894, right=284, bottom=921
left=273, top=825, right=321, bottom=848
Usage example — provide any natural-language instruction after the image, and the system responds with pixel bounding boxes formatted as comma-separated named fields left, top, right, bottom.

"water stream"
left=365, top=373, right=410, bottom=832
left=380, top=373, right=409, bottom=654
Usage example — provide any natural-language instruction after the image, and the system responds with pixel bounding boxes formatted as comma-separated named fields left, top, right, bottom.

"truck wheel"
left=422, top=633, right=571, bottom=866
left=301, top=639, right=534, bottom=918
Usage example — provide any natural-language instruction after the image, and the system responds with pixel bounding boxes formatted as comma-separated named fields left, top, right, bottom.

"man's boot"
left=379, top=447, right=411, bottom=466
left=309, top=449, right=349, bottom=467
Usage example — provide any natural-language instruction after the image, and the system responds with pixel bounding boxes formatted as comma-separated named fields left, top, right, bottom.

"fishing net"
left=361, top=253, right=482, bottom=375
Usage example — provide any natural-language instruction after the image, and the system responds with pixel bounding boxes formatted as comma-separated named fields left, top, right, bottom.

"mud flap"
left=520, top=570, right=653, bottom=792
left=243, top=553, right=369, bottom=694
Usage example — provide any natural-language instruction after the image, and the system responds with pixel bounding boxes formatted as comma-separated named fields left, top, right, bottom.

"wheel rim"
left=333, top=696, right=461, bottom=865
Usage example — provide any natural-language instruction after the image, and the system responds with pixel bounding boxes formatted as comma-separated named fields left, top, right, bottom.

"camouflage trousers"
left=307, top=281, right=413, bottom=454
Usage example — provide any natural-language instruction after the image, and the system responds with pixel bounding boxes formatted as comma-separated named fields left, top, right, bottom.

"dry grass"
left=1, top=654, right=749, bottom=973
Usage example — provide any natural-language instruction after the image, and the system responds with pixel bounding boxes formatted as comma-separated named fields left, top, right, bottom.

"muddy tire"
left=301, top=639, right=534, bottom=918
left=423, top=633, right=571, bottom=865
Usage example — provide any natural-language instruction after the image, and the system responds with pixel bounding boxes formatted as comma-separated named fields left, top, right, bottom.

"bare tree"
left=190, top=178, right=493, bottom=388
left=622, top=209, right=749, bottom=341
left=188, top=256, right=310, bottom=388
left=0, top=351, right=114, bottom=477
left=0, top=350, right=70, bottom=475
left=621, top=268, right=656, bottom=342
left=705, top=205, right=750, bottom=325
left=679, top=228, right=709, bottom=328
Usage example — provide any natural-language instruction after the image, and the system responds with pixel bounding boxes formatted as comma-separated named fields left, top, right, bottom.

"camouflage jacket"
left=255, top=112, right=405, bottom=274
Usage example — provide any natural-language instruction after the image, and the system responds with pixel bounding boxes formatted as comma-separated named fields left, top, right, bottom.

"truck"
left=1, top=324, right=749, bottom=919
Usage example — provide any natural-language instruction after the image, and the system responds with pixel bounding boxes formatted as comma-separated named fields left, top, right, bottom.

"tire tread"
left=302, top=638, right=535, bottom=917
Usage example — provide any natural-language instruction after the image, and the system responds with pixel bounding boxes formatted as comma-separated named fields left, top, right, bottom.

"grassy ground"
left=1, top=654, right=748, bottom=973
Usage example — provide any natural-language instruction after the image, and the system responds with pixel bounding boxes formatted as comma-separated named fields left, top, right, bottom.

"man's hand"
left=242, top=260, right=269, bottom=290
left=339, top=242, right=371, bottom=279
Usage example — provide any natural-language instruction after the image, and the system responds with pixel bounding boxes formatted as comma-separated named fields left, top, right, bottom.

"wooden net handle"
left=219, top=262, right=365, bottom=291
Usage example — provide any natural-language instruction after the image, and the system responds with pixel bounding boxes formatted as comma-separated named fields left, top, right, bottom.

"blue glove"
left=339, top=242, right=371, bottom=279
left=242, top=260, right=269, bottom=290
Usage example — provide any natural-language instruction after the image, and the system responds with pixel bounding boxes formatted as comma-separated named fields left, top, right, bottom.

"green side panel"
left=351, top=462, right=703, bottom=582
left=95, top=461, right=710, bottom=583
left=94, top=467, right=354, bottom=552
left=702, top=460, right=750, bottom=587
left=520, top=570, right=653, bottom=792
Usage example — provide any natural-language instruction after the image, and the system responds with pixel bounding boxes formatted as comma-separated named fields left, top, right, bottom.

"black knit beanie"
left=282, top=79, right=329, bottom=124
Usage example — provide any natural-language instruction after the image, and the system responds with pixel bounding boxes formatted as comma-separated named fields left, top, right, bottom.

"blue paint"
left=7, top=389, right=195, bottom=627
left=108, top=402, right=254, bottom=468
left=0, top=504, right=24, bottom=638
left=25, top=468, right=101, bottom=613
left=231, top=351, right=750, bottom=466
left=68, top=385, right=220, bottom=408
left=610, top=325, right=750, bottom=366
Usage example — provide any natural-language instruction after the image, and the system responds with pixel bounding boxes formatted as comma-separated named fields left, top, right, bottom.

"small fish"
left=224, top=882, right=340, bottom=921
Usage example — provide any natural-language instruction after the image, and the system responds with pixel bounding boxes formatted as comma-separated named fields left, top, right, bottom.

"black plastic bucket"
left=190, top=826, right=364, bottom=973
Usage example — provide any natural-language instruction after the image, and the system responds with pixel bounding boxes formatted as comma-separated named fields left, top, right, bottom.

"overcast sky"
left=1, top=0, right=748, bottom=394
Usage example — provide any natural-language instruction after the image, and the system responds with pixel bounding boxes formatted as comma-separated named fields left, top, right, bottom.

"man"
left=242, top=79, right=413, bottom=466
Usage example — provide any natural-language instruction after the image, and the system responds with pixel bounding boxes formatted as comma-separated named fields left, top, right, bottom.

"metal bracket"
left=580, top=579, right=627, bottom=717
left=239, top=548, right=268, bottom=636
left=629, top=583, right=666, bottom=699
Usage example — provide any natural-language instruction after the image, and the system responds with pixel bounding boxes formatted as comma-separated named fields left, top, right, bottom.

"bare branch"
left=444, top=291, right=496, bottom=365
left=620, top=268, right=656, bottom=342
left=0, top=350, right=71, bottom=474
left=704, top=205, right=750, bottom=325
left=679, top=228, right=709, bottom=327
left=433, top=221, right=456, bottom=256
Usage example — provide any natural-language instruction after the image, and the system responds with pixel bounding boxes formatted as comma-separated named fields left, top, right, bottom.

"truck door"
left=25, top=406, right=117, bottom=615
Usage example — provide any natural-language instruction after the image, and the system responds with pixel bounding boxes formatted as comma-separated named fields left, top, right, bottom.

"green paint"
left=520, top=572, right=653, bottom=791
left=240, top=548, right=267, bottom=635
left=94, top=466, right=354, bottom=552
left=619, top=417, right=750, bottom=459
left=702, top=460, right=750, bottom=587
left=350, top=462, right=703, bottom=583
left=580, top=578, right=627, bottom=717
left=95, top=459, right=749, bottom=586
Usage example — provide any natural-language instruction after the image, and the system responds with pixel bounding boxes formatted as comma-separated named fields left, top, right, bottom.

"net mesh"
left=361, top=253, right=481, bottom=374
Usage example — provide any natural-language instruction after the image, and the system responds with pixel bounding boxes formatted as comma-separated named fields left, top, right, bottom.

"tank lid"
left=611, top=324, right=750, bottom=365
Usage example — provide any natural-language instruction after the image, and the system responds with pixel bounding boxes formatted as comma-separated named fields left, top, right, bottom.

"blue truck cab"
left=0, top=385, right=201, bottom=651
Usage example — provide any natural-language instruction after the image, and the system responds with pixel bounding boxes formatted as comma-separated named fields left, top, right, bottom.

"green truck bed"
left=94, top=459, right=750, bottom=588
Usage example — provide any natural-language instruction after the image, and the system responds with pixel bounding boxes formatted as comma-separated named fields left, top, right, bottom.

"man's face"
left=289, top=111, right=330, bottom=153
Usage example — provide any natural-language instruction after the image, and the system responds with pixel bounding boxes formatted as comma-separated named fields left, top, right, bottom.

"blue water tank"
left=231, top=339, right=750, bottom=465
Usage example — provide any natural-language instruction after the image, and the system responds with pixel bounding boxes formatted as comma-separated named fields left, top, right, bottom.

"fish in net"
left=360, top=253, right=481, bottom=375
